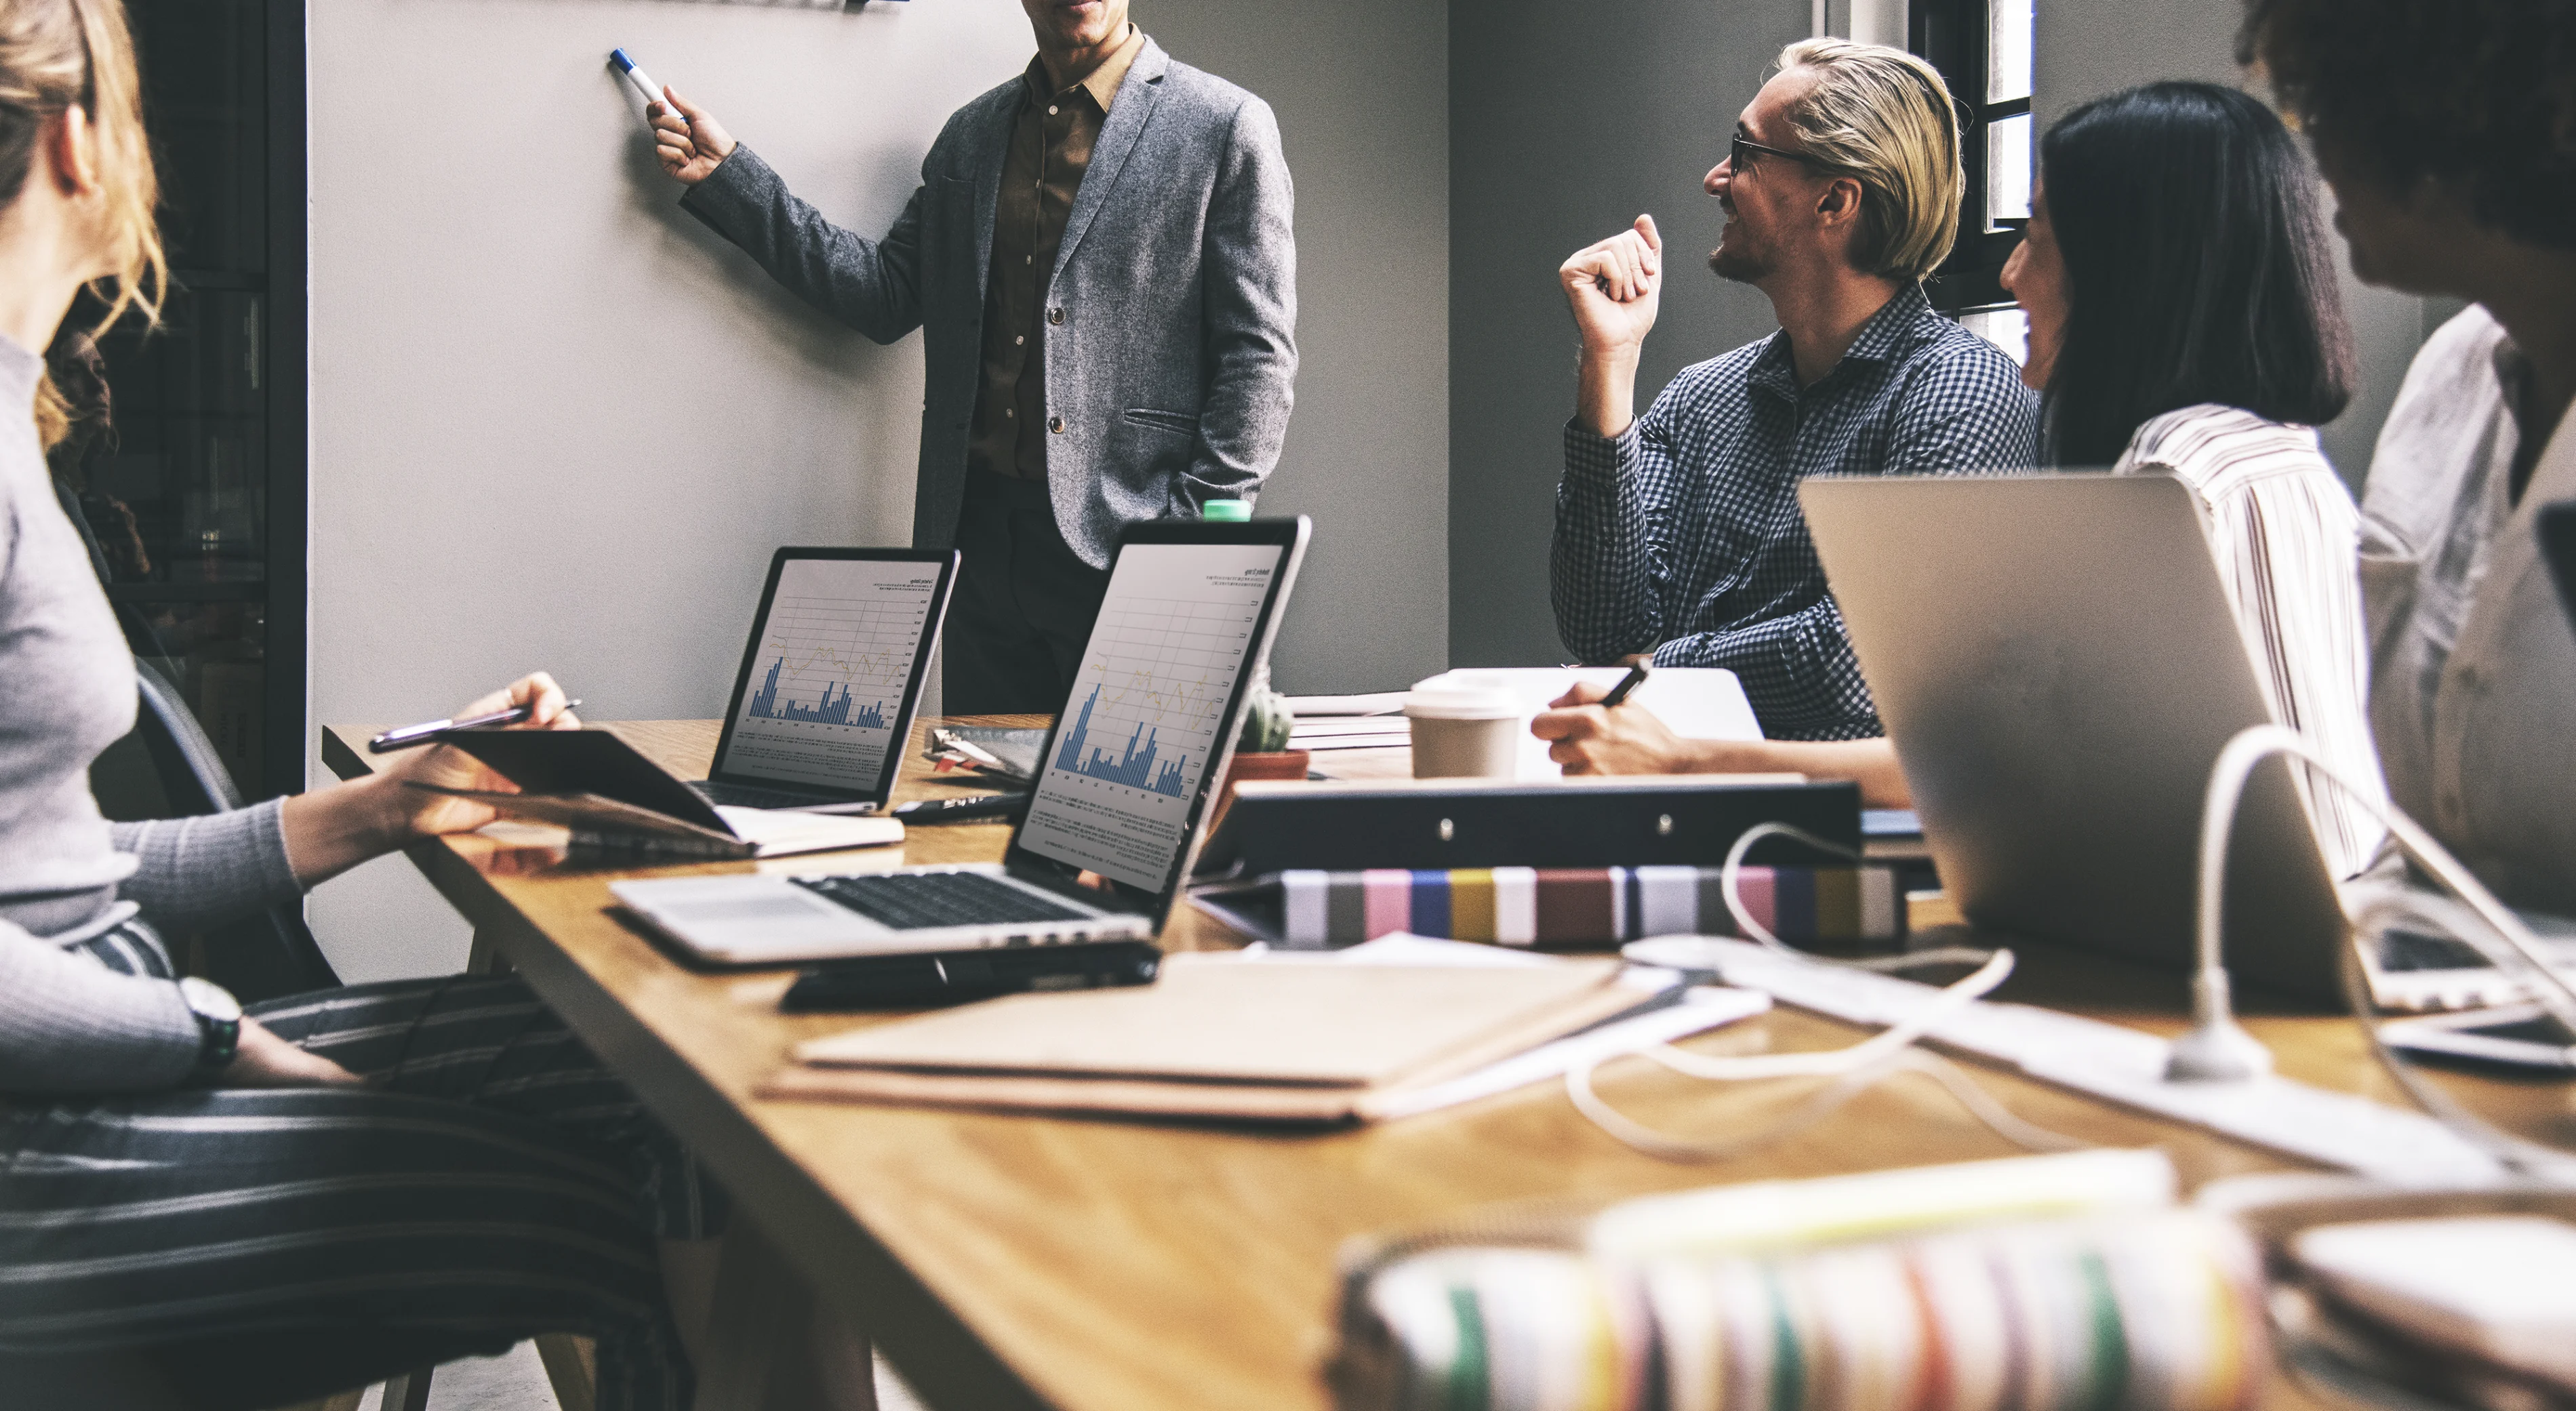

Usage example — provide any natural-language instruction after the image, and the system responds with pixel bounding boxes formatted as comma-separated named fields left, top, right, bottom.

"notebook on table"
left=763, top=951, right=1659, bottom=1124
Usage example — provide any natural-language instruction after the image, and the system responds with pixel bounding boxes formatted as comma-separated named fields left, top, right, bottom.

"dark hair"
left=2038, top=81, right=2354, bottom=466
left=2241, top=0, right=2576, bottom=251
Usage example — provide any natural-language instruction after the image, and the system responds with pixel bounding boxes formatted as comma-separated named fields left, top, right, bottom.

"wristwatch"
left=178, top=976, right=243, bottom=1075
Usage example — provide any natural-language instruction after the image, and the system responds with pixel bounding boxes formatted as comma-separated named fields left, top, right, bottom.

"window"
left=1913, top=0, right=2034, bottom=334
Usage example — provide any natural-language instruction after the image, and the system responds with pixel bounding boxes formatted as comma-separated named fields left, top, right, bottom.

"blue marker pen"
left=609, top=48, right=668, bottom=119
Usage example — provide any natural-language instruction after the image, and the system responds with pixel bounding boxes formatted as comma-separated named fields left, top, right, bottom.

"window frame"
left=1912, top=0, right=2031, bottom=315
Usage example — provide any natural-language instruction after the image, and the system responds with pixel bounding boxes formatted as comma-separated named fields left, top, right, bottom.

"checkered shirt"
left=1551, top=283, right=2042, bottom=740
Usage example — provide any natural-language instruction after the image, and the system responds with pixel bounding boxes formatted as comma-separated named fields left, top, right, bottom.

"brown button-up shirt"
left=966, top=26, right=1147, bottom=482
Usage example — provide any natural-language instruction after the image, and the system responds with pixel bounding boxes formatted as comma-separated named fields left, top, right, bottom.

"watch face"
left=180, top=976, right=243, bottom=1023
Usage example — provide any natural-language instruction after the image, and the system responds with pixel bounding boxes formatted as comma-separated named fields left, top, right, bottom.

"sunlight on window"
left=1987, top=112, right=2033, bottom=228
left=1960, top=306, right=2030, bottom=366
left=1988, top=0, right=2034, bottom=104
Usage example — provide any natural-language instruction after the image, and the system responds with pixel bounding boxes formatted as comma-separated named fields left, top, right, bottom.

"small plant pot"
left=1209, top=749, right=1309, bottom=837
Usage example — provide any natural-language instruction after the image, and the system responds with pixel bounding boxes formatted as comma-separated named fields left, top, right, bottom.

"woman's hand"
left=279, top=673, right=581, bottom=886
left=370, top=673, right=582, bottom=842
left=218, top=1018, right=363, bottom=1088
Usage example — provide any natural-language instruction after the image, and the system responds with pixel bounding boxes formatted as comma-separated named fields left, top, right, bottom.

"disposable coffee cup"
left=1405, top=685, right=1523, bottom=779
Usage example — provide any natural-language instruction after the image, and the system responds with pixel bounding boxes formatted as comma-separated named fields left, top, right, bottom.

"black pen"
left=1597, top=663, right=1650, bottom=709
left=368, top=698, right=582, bottom=753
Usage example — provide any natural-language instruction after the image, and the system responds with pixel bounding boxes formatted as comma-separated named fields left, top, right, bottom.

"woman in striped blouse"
left=1536, top=81, right=2388, bottom=880
left=0, top=2, right=716, bottom=1405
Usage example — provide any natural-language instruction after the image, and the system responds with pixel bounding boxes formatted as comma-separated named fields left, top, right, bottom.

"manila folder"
left=782, top=953, right=1626, bottom=1093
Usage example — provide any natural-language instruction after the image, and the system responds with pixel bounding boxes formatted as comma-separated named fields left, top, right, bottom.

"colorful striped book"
left=1192, top=865, right=1907, bottom=949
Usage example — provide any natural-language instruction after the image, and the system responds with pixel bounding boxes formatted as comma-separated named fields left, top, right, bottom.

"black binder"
left=1190, top=776, right=1862, bottom=877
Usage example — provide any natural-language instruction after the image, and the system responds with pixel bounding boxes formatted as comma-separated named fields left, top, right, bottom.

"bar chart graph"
left=1020, top=542, right=1287, bottom=890
left=717, top=559, right=942, bottom=793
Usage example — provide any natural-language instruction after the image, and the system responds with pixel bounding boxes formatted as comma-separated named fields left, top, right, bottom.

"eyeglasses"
left=1730, top=132, right=1836, bottom=175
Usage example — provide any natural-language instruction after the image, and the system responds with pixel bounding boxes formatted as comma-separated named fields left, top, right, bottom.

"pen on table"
left=368, top=699, right=582, bottom=754
left=1596, top=663, right=1650, bottom=710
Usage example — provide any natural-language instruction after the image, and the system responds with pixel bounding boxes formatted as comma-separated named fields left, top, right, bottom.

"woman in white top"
left=2241, top=0, right=2576, bottom=916
left=1534, top=81, right=2388, bottom=879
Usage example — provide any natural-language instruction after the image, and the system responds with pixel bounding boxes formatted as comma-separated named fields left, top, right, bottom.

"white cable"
left=1569, top=1045, right=2085, bottom=1163
left=1637, top=949, right=2015, bottom=1080
left=2191, top=726, right=2576, bottom=1176
left=1563, top=949, right=2083, bottom=1161
left=1718, top=820, right=1996, bottom=973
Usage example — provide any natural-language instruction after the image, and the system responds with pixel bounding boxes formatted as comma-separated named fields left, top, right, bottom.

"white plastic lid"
left=1403, top=685, right=1521, bottom=721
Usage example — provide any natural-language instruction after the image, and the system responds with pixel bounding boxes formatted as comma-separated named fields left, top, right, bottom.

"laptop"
left=689, top=547, right=961, bottom=816
left=613, top=516, right=1311, bottom=965
left=1799, top=473, right=2349, bottom=999
left=2543, top=500, right=2576, bottom=627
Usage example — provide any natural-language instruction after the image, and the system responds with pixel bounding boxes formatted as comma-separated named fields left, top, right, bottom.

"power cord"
left=1566, top=824, right=2081, bottom=1163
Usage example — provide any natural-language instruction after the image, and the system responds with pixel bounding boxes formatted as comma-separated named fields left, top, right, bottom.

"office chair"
left=87, top=658, right=342, bottom=1001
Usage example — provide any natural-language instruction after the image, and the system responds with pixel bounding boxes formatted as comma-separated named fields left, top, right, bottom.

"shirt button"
left=1048, top=104, right=1060, bottom=116
left=1049, top=416, right=1066, bottom=434
left=1025, top=255, right=1033, bottom=264
left=1015, top=335, right=1025, bottom=346
left=1048, top=307, right=1065, bottom=325
left=1005, top=408, right=1014, bottom=418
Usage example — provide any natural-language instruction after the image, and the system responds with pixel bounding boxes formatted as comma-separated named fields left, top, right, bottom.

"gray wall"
left=304, top=0, right=1451, bottom=981
left=1146, top=0, right=1451, bottom=696
left=1449, top=0, right=1812, bottom=669
left=2036, top=0, right=2426, bottom=488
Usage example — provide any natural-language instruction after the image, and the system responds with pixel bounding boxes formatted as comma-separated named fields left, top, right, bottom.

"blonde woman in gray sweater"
left=0, top=3, right=710, bottom=1405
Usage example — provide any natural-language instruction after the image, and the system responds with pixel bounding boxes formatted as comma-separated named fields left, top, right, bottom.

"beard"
left=1708, top=212, right=1769, bottom=284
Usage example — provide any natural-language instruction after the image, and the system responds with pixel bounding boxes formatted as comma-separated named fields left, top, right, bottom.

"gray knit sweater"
left=0, top=335, right=303, bottom=1094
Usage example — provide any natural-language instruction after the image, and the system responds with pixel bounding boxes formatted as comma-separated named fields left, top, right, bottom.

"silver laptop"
left=615, top=516, right=1311, bottom=965
left=688, top=547, right=961, bottom=816
left=1800, top=473, right=2349, bottom=999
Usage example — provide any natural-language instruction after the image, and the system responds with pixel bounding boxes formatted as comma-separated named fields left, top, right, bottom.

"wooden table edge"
left=321, top=725, right=1056, bottom=1411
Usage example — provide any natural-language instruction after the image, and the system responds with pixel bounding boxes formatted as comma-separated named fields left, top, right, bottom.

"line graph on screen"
left=744, top=591, right=927, bottom=730
left=1048, top=593, right=1257, bottom=800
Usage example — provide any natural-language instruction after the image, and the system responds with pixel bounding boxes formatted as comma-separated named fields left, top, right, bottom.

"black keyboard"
left=691, top=780, right=856, bottom=811
left=794, top=871, right=1094, bottom=931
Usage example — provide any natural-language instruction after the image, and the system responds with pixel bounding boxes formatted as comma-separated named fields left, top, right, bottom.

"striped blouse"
left=2114, top=404, right=2387, bottom=879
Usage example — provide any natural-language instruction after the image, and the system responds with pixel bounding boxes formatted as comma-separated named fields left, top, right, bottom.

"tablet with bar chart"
left=1016, top=539, right=1292, bottom=891
left=707, top=549, right=959, bottom=807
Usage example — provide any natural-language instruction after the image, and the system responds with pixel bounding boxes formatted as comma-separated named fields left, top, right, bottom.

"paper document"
left=1285, top=692, right=1409, bottom=717
left=1412, top=667, right=1763, bottom=780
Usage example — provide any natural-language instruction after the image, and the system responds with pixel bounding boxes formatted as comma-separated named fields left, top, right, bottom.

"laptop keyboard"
left=692, top=780, right=849, bottom=811
left=794, top=872, right=1094, bottom=930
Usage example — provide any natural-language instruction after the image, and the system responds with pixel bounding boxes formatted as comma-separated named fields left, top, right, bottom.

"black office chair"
left=88, top=657, right=341, bottom=1002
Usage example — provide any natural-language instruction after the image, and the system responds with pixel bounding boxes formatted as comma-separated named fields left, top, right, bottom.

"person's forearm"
left=278, top=774, right=411, bottom=887
left=1672, top=738, right=1911, bottom=808
left=1575, top=344, right=1641, bottom=438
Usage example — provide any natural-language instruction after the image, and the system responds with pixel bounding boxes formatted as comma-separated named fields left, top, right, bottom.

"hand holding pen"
left=371, top=697, right=585, bottom=753
left=1531, top=663, right=1689, bottom=775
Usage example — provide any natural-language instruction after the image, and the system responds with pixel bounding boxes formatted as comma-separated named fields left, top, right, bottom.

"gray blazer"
left=682, top=39, right=1297, bottom=568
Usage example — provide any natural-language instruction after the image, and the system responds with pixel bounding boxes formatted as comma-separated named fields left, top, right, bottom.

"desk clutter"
left=1192, top=865, right=1907, bottom=949
left=763, top=939, right=1769, bottom=1125
left=1330, top=1151, right=2273, bottom=1411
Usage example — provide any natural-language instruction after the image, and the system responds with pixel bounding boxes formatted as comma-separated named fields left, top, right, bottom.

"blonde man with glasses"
left=1548, top=39, right=2039, bottom=742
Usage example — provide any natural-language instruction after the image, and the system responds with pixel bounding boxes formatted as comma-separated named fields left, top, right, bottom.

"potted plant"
left=1211, top=667, right=1306, bottom=833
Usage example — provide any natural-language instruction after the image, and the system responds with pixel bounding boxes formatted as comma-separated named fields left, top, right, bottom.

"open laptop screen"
left=708, top=549, right=957, bottom=801
left=1013, top=530, right=1300, bottom=899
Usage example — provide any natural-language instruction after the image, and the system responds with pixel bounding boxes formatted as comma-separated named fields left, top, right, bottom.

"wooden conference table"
left=322, top=717, right=2568, bottom=1411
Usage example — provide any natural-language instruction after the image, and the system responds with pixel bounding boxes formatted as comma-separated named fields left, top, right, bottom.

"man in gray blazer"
left=649, top=0, right=1296, bottom=712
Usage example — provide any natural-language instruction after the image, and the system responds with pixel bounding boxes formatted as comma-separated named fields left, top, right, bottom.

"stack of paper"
left=763, top=944, right=1763, bottom=1126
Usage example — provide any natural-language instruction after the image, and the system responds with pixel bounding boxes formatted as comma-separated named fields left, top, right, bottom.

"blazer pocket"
left=1124, top=408, right=1201, bottom=437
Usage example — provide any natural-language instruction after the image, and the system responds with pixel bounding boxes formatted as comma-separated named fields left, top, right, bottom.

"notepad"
left=769, top=952, right=1657, bottom=1123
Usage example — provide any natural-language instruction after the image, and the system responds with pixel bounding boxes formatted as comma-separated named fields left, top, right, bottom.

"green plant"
left=1238, top=666, right=1294, bottom=753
